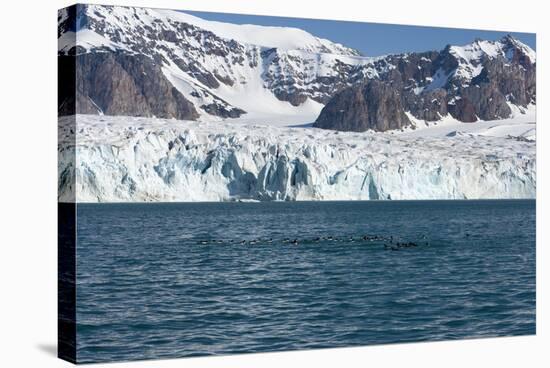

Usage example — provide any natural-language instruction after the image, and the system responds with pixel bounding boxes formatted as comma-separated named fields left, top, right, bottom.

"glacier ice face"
left=58, top=115, right=536, bottom=202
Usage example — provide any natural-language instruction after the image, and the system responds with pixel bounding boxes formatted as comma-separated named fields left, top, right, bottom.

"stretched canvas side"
left=58, top=4, right=77, bottom=364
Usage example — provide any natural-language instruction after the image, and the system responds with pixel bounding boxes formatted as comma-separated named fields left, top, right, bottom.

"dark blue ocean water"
left=76, top=200, right=535, bottom=363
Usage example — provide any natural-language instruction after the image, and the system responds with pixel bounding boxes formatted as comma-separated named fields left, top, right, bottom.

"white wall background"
left=0, top=0, right=547, bottom=367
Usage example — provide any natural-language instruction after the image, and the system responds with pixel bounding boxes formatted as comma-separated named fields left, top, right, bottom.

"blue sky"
left=185, top=10, right=536, bottom=56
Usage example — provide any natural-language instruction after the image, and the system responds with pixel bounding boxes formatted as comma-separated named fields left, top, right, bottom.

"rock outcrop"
left=59, top=53, right=199, bottom=120
left=314, top=81, right=411, bottom=132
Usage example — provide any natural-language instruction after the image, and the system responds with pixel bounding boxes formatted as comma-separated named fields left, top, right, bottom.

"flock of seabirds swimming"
left=197, top=234, right=430, bottom=251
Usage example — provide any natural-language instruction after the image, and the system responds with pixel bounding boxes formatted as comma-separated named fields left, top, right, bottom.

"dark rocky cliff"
left=314, top=81, right=411, bottom=132
left=59, top=53, right=199, bottom=120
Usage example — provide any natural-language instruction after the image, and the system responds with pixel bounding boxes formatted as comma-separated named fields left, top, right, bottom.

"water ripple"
left=76, top=200, right=535, bottom=363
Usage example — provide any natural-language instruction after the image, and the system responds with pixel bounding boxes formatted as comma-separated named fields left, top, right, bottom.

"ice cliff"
left=58, top=115, right=536, bottom=202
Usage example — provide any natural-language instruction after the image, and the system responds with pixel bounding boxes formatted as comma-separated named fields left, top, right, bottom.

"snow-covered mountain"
left=314, top=36, right=536, bottom=131
left=58, top=4, right=536, bottom=128
left=58, top=4, right=362, bottom=121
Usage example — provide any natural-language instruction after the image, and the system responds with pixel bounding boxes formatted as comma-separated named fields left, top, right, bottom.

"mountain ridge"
left=58, top=4, right=536, bottom=131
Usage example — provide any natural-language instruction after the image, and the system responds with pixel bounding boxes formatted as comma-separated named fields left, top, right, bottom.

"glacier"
left=59, top=114, right=536, bottom=202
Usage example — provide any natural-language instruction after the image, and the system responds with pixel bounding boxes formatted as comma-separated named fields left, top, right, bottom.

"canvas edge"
left=58, top=3, right=78, bottom=364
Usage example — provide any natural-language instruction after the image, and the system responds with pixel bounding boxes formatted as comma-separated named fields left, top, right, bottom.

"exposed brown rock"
left=60, top=53, right=199, bottom=120
left=447, top=97, right=477, bottom=122
left=314, top=80, right=411, bottom=132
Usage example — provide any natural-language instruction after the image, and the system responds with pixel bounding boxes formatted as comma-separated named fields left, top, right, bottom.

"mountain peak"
left=446, top=35, right=535, bottom=66
left=66, top=4, right=361, bottom=57
left=500, top=34, right=536, bottom=63
left=58, top=4, right=536, bottom=127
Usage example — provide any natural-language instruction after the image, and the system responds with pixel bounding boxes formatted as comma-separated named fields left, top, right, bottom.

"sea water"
left=75, top=200, right=535, bottom=362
